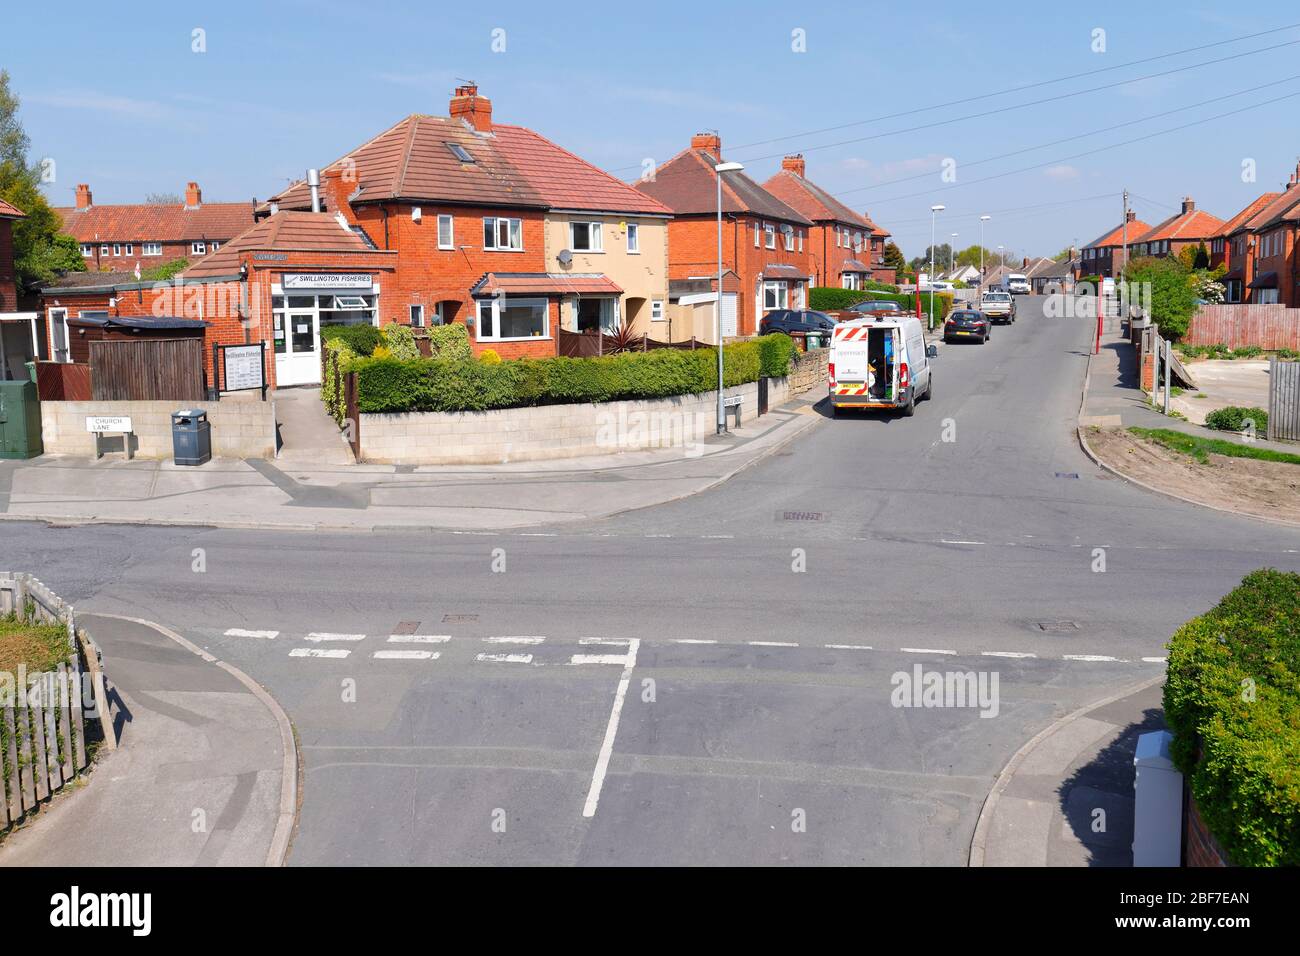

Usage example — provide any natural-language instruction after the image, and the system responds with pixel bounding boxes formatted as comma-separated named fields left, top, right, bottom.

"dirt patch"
left=0, top=617, right=72, bottom=674
left=1085, top=427, right=1300, bottom=524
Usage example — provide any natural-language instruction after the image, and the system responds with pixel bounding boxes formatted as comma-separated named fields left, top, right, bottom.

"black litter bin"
left=171, top=409, right=211, bottom=466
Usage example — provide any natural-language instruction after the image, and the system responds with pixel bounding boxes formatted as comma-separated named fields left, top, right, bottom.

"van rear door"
left=832, top=325, right=871, bottom=386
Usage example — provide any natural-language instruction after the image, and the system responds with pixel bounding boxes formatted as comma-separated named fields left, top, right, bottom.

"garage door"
left=720, top=293, right=737, bottom=339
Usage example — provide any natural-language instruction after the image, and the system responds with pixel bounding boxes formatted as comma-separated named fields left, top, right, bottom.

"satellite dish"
left=557, top=249, right=573, bottom=266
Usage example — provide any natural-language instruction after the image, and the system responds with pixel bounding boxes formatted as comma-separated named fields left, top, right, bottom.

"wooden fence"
left=1268, top=357, right=1300, bottom=442
left=88, top=338, right=206, bottom=401
left=34, top=361, right=92, bottom=401
left=1187, top=304, right=1300, bottom=351
left=558, top=329, right=704, bottom=357
left=1, top=572, right=116, bottom=832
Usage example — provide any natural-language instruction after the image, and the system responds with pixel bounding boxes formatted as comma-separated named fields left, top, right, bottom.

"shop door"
left=275, top=311, right=321, bottom=386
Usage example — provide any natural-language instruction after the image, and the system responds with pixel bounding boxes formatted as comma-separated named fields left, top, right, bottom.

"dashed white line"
left=982, top=651, right=1037, bottom=659
left=306, top=632, right=366, bottom=642
left=674, top=639, right=718, bottom=645
left=476, top=652, right=533, bottom=664
left=940, top=540, right=985, bottom=545
left=900, top=647, right=957, bottom=655
left=373, top=650, right=440, bottom=661
left=387, top=634, right=451, bottom=644
left=749, top=641, right=799, bottom=648
left=289, top=648, right=350, bottom=659
left=1063, top=654, right=1125, bottom=662
left=582, top=638, right=641, bottom=819
left=1142, top=656, right=1168, bottom=664
left=224, top=628, right=279, bottom=639
left=824, top=644, right=872, bottom=650
left=484, top=636, right=546, bottom=645
left=569, top=654, right=631, bottom=666
left=580, top=637, right=632, bottom=646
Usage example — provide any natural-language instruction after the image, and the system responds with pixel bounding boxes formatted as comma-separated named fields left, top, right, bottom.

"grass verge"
left=0, top=615, right=73, bottom=674
left=1128, top=427, right=1300, bottom=466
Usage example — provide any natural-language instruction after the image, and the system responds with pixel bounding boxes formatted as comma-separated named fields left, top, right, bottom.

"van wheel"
left=925, top=376, right=933, bottom=401
left=903, top=392, right=916, bottom=417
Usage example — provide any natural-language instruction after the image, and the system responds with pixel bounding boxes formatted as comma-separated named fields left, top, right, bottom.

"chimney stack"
left=1126, top=210, right=1136, bottom=222
left=691, top=132, right=722, bottom=162
left=1181, top=196, right=1195, bottom=214
left=75, top=183, right=92, bottom=209
left=781, top=154, right=806, bottom=178
left=1288, top=159, right=1299, bottom=189
left=184, top=181, right=202, bottom=207
left=449, top=84, right=493, bottom=133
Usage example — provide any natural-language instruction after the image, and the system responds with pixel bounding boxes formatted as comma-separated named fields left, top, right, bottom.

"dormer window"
left=447, top=143, right=475, bottom=163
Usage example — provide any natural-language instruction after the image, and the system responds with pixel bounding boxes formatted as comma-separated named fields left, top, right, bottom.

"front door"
left=48, top=309, right=70, bottom=363
left=275, top=311, right=320, bottom=386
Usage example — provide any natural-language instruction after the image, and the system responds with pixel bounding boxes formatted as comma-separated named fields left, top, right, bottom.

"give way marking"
left=581, top=638, right=641, bottom=819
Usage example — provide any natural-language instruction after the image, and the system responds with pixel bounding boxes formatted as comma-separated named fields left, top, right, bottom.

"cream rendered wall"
left=544, top=214, right=670, bottom=336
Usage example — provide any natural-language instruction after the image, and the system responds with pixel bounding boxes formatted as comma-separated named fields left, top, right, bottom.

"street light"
left=950, top=233, right=958, bottom=273
left=979, top=215, right=990, bottom=287
left=998, top=244, right=1005, bottom=270
left=929, top=204, right=944, bottom=331
left=715, top=160, right=744, bottom=435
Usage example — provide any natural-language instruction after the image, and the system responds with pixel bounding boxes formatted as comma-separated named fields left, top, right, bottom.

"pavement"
left=1168, top=358, right=1270, bottom=426
left=2, top=297, right=1296, bottom=865
left=0, top=391, right=821, bottom=532
left=0, top=614, right=294, bottom=867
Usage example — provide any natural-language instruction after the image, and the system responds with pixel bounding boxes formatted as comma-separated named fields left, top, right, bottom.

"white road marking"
left=824, top=644, right=872, bottom=650
left=901, top=647, right=957, bottom=655
left=749, top=641, right=799, bottom=648
left=306, top=632, right=366, bottom=642
left=387, top=634, right=451, bottom=644
left=940, top=540, right=985, bottom=545
left=373, top=650, right=439, bottom=660
left=569, top=654, right=630, bottom=666
left=1142, top=656, right=1168, bottom=663
left=1063, top=654, right=1124, bottom=662
left=582, top=638, right=641, bottom=818
left=224, top=628, right=279, bottom=639
left=982, top=651, right=1037, bottom=658
left=519, top=533, right=557, bottom=537
left=701, top=535, right=735, bottom=539
left=289, top=648, right=350, bottom=659
left=476, top=652, right=533, bottom=664
left=580, top=637, right=632, bottom=646
left=484, top=636, right=546, bottom=645
left=674, top=639, right=718, bottom=644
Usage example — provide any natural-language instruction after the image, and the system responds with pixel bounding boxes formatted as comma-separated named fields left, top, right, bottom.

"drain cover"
left=1035, top=621, right=1080, bottom=632
left=782, top=511, right=825, bottom=522
left=1054, top=472, right=1080, bottom=479
left=442, top=613, right=478, bottom=624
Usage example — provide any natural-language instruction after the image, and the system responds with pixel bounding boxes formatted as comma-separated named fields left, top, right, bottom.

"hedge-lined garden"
left=1163, top=568, right=1300, bottom=866
left=322, top=322, right=796, bottom=415
left=808, top=286, right=954, bottom=320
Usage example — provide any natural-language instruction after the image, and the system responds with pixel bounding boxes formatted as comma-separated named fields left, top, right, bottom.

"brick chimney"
left=75, top=183, right=92, bottom=209
left=450, top=84, right=493, bottom=133
left=184, top=181, right=202, bottom=208
left=781, top=154, right=806, bottom=178
left=1126, top=210, right=1136, bottom=222
left=321, top=168, right=357, bottom=224
left=1181, top=196, right=1195, bottom=214
left=1288, top=159, right=1299, bottom=189
left=1022, top=256, right=1030, bottom=268
left=691, top=132, right=722, bottom=161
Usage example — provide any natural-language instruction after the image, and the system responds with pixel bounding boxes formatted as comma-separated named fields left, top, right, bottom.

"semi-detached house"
left=1216, top=162, right=1300, bottom=306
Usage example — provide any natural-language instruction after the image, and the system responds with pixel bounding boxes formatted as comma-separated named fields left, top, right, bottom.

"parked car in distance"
left=1006, top=273, right=1031, bottom=295
left=979, top=291, right=1015, bottom=324
left=849, top=300, right=905, bottom=319
left=928, top=280, right=955, bottom=292
left=759, top=309, right=836, bottom=336
left=943, top=309, right=991, bottom=344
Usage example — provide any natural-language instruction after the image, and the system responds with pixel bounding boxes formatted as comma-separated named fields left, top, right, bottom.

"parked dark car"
left=849, top=300, right=904, bottom=319
left=943, top=309, right=991, bottom=344
left=759, top=309, right=836, bottom=335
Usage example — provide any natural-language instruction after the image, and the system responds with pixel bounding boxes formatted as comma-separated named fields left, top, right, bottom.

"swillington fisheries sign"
left=281, top=273, right=373, bottom=291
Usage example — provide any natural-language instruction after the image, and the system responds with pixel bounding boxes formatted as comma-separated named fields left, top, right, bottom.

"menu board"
left=222, top=343, right=265, bottom=392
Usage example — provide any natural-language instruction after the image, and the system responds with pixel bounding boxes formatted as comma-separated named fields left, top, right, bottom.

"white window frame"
left=570, top=220, right=603, bottom=253
left=410, top=304, right=425, bottom=327
left=626, top=222, right=639, bottom=254
left=797, top=230, right=803, bottom=252
left=754, top=222, right=761, bottom=247
left=123, top=243, right=133, bottom=257
left=764, top=223, right=776, bottom=249
left=651, top=299, right=664, bottom=321
left=437, top=214, right=454, bottom=250
left=210, top=241, right=220, bottom=252
left=191, top=241, right=206, bottom=255
left=100, top=244, right=109, bottom=257
left=80, top=244, right=93, bottom=257
left=475, top=295, right=550, bottom=341
left=112, top=244, right=121, bottom=257
left=762, top=279, right=789, bottom=311
left=483, top=217, right=523, bottom=251
left=782, top=225, right=794, bottom=251
left=143, top=241, right=162, bottom=256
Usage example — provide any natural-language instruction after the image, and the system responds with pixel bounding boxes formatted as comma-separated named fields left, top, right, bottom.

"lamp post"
left=998, top=244, right=1005, bottom=270
left=715, top=160, right=745, bottom=435
left=929, top=204, right=944, bottom=331
left=950, top=233, right=958, bottom=273
left=979, top=215, right=990, bottom=288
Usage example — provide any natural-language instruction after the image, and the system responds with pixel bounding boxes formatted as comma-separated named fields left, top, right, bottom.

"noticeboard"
left=218, top=342, right=267, bottom=399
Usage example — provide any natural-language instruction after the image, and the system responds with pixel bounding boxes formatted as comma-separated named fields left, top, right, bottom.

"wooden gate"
left=89, top=338, right=206, bottom=401
left=1268, top=357, right=1300, bottom=442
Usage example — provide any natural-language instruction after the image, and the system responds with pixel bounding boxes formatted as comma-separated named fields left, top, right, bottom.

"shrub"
left=809, top=287, right=867, bottom=311
left=381, top=323, right=420, bottom=360
left=1231, top=345, right=1263, bottom=359
left=1163, top=569, right=1300, bottom=866
left=1204, top=406, right=1268, bottom=433
left=320, top=339, right=358, bottom=423
left=426, top=322, right=472, bottom=362
left=321, top=323, right=382, bottom=356
left=757, top=333, right=796, bottom=377
left=371, top=345, right=393, bottom=360
left=479, top=349, right=502, bottom=364
left=1125, top=256, right=1197, bottom=340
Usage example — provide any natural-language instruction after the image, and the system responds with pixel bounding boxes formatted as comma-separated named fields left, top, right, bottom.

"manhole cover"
left=1054, top=472, right=1080, bottom=479
left=1035, top=621, right=1080, bottom=632
left=442, top=614, right=479, bottom=624
left=781, top=511, right=825, bottom=521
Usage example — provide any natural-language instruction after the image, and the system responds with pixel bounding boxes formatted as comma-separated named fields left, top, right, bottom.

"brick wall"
left=40, top=397, right=276, bottom=459
left=789, top=347, right=828, bottom=394
left=0, top=219, right=16, bottom=311
left=1184, top=792, right=1231, bottom=867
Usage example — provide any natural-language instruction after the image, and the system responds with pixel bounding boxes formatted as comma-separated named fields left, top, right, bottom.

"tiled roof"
left=182, top=212, right=384, bottom=279
left=862, top=212, right=890, bottom=238
left=1243, top=188, right=1300, bottom=231
left=268, top=115, right=547, bottom=211
left=1134, top=208, right=1225, bottom=244
left=841, top=259, right=871, bottom=272
left=1023, top=257, right=1056, bottom=277
left=1215, top=193, right=1282, bottom=236
left=762, top=170, right=870, bottom=228
left=635, top=148, right=812, bottom=224
left=1037, top=258, right=1078, bottom=279
left=55, top=200, right=254, bottom=243
left=763, top=263, right=810, bottom=279
left=0, top=197, right=25, bottom=219
left=490, top=125, right=671, bottom=216
left=1085, top=218, right=1154, bottom=249
left=470, top=272, right=623, bottom=296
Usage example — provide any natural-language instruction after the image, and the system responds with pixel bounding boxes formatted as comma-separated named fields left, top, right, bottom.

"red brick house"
left=862, top=212, right=895, bottom=285
left=0, top=197, right=22, bottom=312
left=635, top=134, right=813, bottom=338
left=0, top=197, right=43, bottom=380
left=1209, top=192, right=1280, bottom=293
left=1080, top=210, right=1153, bottom=278
left=56, top=182, right=254, bottom=274
left=1130, top=198, right=1223, bottom=263
left=762, top=155, right=886, bottom=290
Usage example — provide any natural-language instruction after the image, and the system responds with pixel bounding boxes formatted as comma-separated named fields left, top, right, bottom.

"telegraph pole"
left=1121, top=189, right=1130, bottom=284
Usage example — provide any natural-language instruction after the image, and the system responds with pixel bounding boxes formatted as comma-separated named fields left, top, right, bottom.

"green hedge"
left=321, top=323, right=382, bottom=356
left=1204, top=406, right=1268, bottom=434
left=1163, top=569, right=1300, bottom=866
left=425, top=322, right=472, bottom=361
left=808, top=286, right=953, bottom=319
left=320, top=339, right=357, bottom=423
left=353, top=339, right=788, bottom=414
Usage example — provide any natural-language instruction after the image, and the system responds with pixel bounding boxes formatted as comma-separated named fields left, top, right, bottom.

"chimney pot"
left=691, top=132, right=722, bottom=161
left=781, top=154, right=805, bottom=178
left=75, top=183, right=92, bottom=209
left=450, top=84, right=493, bottom=133
left=185, top=181, right=202, bottom=207
left=1181, top=196, right=1195, bottom=214
left=1126, top=210, right=1136, bottom=222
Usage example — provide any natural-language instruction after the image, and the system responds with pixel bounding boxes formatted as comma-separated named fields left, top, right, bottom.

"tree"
left=882, top=241, right=906, bottom=273
left=954, top=244, right=995, bottom=270
left=0, top=70, right=85, bottom=287
left=1127, top=256, right=1197, bottom=339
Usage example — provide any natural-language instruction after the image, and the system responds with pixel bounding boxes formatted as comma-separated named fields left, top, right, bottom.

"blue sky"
left=5, top=0, right=1299, bottom=260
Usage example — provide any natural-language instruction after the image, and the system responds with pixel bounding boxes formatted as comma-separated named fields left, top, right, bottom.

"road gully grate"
left=1054, top=472, right=1081, bottom=479
left=442, top=614, right=479, bottom=624
left=781, top=511, right=826, bottom=522
left=1035, top=621, right=1080, bottom=633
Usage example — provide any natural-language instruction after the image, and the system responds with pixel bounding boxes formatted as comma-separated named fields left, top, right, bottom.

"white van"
left=828, top=316, right=934, bottom=416
left=1006, top=273, right=1031, bottom=295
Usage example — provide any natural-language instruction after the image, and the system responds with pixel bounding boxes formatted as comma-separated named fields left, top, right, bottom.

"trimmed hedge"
left=1204, top=406, right=1268, bottom=434
left=353, top=339, right=790, bottom=414
left=425, top=322, right=472, bottom=361
left=1164, top=569, right=1300, bottom=866
left=381, top=323, right=420, bottom=360
left=321, top=323, right=382, bottom=356
left=808, top=286, right=953, bottom=320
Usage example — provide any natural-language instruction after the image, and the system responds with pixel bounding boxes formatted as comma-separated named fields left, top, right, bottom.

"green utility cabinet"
left=0, top=379, right=43, bottom=459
